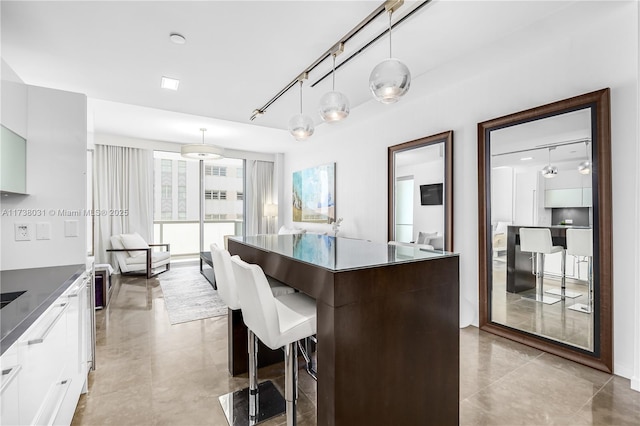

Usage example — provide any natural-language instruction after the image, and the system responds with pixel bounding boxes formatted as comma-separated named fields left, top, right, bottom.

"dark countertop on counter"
left=0, top=264, right=85, bottom=355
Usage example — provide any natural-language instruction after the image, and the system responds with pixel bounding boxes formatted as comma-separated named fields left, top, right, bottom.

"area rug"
left=159, top=268, right=227, bottom=325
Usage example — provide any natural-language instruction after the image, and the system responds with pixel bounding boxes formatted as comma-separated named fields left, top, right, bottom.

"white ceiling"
left=1, top=0, right=611, bottom=153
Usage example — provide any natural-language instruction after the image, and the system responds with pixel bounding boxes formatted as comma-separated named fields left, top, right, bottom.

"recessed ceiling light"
left=520, top=157, right=533, bottom=161
left=161, top=76, right=180, bottom=90
left=170, top=33, right=186, bottom=44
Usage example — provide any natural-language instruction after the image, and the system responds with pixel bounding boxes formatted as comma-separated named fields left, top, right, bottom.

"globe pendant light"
left=578, top=141, right=591, bottom=175
left=288, top=76, right=314, bottom=141
left=541, top=147, right=558, bottom=178
left=319, top=47, right=350, bottom=123
left=369, top=7, right=411, bottom=104
left=181, top=128, right=224, bottom=160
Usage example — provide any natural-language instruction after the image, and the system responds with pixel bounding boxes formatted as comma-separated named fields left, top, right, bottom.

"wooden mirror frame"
left=388, top=131, right=454, bottom=251
left=478, top=88, right=612, bottom=372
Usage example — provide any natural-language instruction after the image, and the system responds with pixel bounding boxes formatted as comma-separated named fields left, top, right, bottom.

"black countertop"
left=0, top=264, right=85, bottom=355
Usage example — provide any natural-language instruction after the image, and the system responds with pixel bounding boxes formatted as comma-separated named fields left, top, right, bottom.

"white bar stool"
left=519, top=228, right=566, bottom=304
left=566, top=229, right=593, bottom=314
left=211, top=244, right=294, bottom=425
left=231, top=256, right=317, bottom=426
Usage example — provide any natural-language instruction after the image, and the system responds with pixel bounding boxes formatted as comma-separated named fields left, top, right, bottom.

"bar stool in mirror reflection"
left=566, top=228, right=593, bottom=314
left=518, top=228, right=565, bottom=305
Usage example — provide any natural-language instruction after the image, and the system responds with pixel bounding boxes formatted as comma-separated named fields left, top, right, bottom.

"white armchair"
left=107, top=233, right=170, bottom=279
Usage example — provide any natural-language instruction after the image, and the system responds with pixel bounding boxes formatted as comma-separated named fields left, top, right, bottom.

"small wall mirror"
left=388, top=131, right=453, bottom=251
left=478, top=89, right=612, bottom=372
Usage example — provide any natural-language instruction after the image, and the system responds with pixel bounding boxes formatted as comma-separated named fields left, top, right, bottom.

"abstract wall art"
left=292, top=163, right=335, bottom=223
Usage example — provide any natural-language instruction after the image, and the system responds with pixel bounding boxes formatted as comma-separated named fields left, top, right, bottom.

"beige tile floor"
left=72, top=264, right=640, bottom=426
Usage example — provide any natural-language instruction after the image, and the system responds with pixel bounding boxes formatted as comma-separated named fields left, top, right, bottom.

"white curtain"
left=94, top=144, right=153, bottom=265
left=250, top=160, right=275, bottom=234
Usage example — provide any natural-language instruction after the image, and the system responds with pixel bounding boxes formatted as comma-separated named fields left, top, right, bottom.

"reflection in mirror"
left=478, top=89, right=612, bottom=372
left=490, top=108, right=594, bottom=350
left=388, top=131, right=453, bottom=252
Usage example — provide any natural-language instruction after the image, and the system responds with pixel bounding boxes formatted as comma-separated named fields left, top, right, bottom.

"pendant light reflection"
left=319, top=51, right=350, bottom=123
left=541, top=147, right=558, bottom=179
left=288, top=79, right=314, bottom=141
left=369, top=9, right=411, bottom=104
left=181, top=128, right=224, bottom=160
left=578, top=141, right=591, bottom=175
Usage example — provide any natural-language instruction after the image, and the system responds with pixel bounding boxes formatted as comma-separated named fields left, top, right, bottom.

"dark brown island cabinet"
left=228, top=234, right=460, bottom=426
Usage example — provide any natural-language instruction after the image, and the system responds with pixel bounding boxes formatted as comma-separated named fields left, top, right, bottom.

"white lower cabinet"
left=1, top=271, right=92, bottom=426
left=54, top=274, right=92, bottom=426
left=0, top=344, right=21, bottom=425
left=18, top=297, right=69, bottom=425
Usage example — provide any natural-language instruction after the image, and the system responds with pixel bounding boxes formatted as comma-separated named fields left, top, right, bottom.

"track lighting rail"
left=311, top=0, right=433, bottom=89
left=250, top=0, right=429, bottom=121
left=491, top=138, right=592, bottom=157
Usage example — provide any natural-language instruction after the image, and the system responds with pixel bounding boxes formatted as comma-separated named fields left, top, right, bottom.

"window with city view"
left=153, top=151, right=245, bottom=260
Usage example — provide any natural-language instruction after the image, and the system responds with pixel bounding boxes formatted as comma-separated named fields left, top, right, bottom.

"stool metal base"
left=218, top=380, right=286, bottom=425
left=544, top=288, right=582, bottom=298
left=521, top=294, right=561, bottom=304
left=568, top=303, right=592, bottom=314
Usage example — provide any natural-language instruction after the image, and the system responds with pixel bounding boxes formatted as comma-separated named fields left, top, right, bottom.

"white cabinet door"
left=544, top=188, right=583, bottom=207
left=79, top=272, right=94, bottom=387
left=582, top=187, right=592, bottom=207
left=55, top=274, right=91, bottom=426
left=18, top=299, right=68, bottom=425
left=0, top=344, right=21, bottom=425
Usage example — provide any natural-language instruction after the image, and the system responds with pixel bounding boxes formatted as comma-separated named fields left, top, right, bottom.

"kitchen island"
left=228, top=234, right=460, bottom=426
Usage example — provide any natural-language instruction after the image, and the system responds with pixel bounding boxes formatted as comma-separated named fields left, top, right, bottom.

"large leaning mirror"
left=388, top=131, right=453, bottom=252
left=478, top=89, right=612, bottom=372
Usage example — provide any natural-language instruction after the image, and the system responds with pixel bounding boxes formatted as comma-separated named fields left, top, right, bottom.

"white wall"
left=282, top=3, right=638, bottom=378
left=397, top=159, right=444, bottom=242
left=490, top=167, right=513, bottom=224
left=513, top=168, right=537, bottom=226
left=0, top=84, right=87, bottom=270
left=633, top=0, right=640, bottom=394
left=1, top=59, right=28, bottom=138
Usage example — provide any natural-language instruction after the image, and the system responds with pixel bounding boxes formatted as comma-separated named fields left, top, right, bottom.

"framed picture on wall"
left=292, top=163, right=336, bottom=223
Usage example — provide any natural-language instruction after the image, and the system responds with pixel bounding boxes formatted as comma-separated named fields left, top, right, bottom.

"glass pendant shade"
left=541, top=147, right=557, bottom=178
left=578, top=142, right=591, bottom=174
left=288, top=113, right=314, bottom=141
left=319, top=91, right=350, bottom=123
left=289, top=79, right=314, bottom=141
left=369, top=58, right=411, bottom=104
left=541, top=164, right=558, bottom=178
left=578, top=160, right=591, bottom=175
